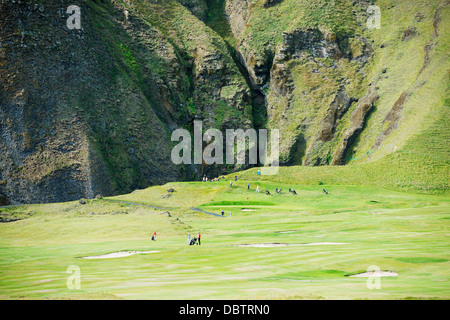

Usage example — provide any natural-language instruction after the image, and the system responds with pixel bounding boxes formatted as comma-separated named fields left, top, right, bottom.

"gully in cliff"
left=171, top=120, right=279, bottom=175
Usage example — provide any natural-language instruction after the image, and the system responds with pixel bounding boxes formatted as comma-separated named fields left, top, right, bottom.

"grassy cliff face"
left=223, top=0, right=449, bottom=192
left=0, top=0, right=197, bottom=204
left=0, top=0, right=254, bottom=204
left=121, top=0, right=253, bottom=129
left=0, top=0, right=448, bottom=204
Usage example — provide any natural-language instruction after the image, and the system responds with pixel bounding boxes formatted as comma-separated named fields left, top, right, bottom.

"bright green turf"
left=0, top=174, right=448, bottom=300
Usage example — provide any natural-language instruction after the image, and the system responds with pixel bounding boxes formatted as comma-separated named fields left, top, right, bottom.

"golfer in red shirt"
left=198, top=232, right=201, bottom=245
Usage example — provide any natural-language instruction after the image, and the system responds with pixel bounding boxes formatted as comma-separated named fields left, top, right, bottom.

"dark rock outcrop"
left=277, top=29, right=343, bottom=61
left=262, top=0, right=284, bottom=8
left=317, top=91, right=356, bottom=143
left=331, top=88, right=380, bottom=165
left=0, top=0, right=255, bottom=204
left=178, top=0, right=208, bottom=21
left=0, top=0, right=188, bottom=204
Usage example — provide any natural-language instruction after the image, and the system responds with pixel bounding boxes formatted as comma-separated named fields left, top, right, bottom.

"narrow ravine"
left=205, top=0, right=268, bottom=129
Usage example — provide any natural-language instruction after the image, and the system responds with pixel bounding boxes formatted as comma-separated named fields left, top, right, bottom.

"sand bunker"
left=80, top=251, right=160, bottom=259
left=349, top=271, right=398, bottom=277
left=235, top=242, right=347, bottom=247
left=241, top=209, right=257, bottom=211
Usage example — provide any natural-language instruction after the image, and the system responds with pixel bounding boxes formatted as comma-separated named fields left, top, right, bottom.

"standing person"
left=187, top=233, right=191, bottom=245
left=221, top=210, right=225, bottom=216
left=235, top=175, right=237, bottom=182
left=247, top=182, right=250, bottom=190
left=230, top=181, right=233, bottom=188
left=230, top=211, right=232, bottom=217
left=197, top=232, right=201, bottom=245
left=256, top=185, right=259, bottom=192
left=152, top=231, right=156, bottom=241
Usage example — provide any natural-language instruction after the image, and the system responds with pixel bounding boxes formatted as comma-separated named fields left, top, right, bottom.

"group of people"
left=150, top=180, right=329, bottom=247
left=187, top=233, right=201, bottom=245
left=230, top=181, right=303, bottom=197
left=151, top=231, right=202, bottom=246
left=204, top=174, right=329, bottom=196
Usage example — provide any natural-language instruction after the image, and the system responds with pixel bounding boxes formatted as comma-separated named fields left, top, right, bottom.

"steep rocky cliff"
left=225, top=0, right=448, bottom=171
left=0, top=0, right=186, bottom=204
left=0, top=0, right=252, bottom=204
left=1, top=0, right=448, bottom=203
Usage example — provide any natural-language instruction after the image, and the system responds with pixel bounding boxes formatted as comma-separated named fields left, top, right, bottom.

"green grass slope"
left=222, top=0, right=448, bottom=175
left=0, top=176, right=448, bottom=299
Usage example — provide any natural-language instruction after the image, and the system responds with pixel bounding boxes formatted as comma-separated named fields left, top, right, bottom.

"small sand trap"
left=80, top=251, right=160, bottom=259
left=235, top=242, right=347, bottom=247
left=241, top=209, right=256, bottom=211
left=349, top=271, right=398, bottom=277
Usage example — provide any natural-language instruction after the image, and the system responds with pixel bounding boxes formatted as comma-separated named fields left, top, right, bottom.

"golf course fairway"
left=0, top=173, right=448, bottom=300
